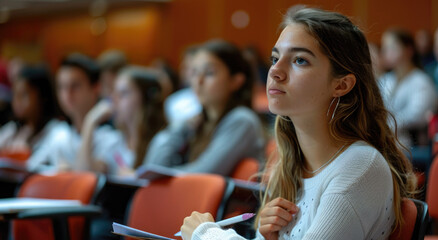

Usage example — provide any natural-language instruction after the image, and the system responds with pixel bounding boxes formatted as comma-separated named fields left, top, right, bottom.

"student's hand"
left=84, top=100, right=113, bottom=126
left=181, top=211, right=214, bottom=240
left=259, top=197, right=298, bottom=240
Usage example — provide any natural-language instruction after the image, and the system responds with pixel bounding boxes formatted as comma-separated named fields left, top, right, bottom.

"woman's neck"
left=125, top=121, right=139, bottom=151
left=394, top=61, right=415, bottom=81
left=290, top=113, right=345, bottom=178
left=205, top=104, right=227, bottom=124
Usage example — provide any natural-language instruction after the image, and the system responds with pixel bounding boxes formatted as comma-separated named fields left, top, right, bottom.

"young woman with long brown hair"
left=180, top=7, right=417, bottom=240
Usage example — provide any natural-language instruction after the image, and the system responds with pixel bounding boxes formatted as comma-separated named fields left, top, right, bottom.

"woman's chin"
left=268, top=105, right=288, bottom=117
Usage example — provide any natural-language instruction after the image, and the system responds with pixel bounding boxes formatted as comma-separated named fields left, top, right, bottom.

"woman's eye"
left=205, top=69, right=215, bottom=76
left=295, top=57, right=309, bottom=65
left=270, top=56, right=279, bottom=65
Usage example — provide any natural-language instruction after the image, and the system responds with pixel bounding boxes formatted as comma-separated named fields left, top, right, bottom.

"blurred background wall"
left=0, top=0, right=437, bottom=72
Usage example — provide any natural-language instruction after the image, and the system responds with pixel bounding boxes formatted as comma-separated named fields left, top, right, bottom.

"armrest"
left=16, top=205, right=101, bottom=219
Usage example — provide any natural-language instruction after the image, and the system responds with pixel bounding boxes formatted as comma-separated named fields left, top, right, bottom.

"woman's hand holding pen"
left=259, top=197, right=299, bottom=240
left=181, top=211, right=214, bottom=240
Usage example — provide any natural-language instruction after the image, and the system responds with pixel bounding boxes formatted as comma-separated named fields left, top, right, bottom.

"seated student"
left=97, top=49, right=128, bottom=100
left=379, top=28, right=437, bottom=147
left=27, top=53, right=121, bottom=172
left=77, top=66, right=167, bottom=175
left=425, top=28, right=438, bottom=88
left=144, top=40, right=265, bottom=176
left=164, top=46, right=202, bottom=124
left=180, top=7, right=417, bottom=240
left=0, top=65, right=59, bottom=161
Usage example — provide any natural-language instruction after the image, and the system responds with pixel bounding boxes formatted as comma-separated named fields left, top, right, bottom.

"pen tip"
left=242, top=213, right=256, bottom=220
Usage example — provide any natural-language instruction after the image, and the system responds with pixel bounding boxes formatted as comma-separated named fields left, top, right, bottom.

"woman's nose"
left=269, top=63, right=287, bottom=82
left=191, top=74, right=203, bottom=87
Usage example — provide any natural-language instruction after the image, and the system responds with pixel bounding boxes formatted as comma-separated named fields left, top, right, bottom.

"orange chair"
left=126, top=174, right=227, bottom=238
left=12, top=172, right=104, bottom=240
left=428, top=156, right=438, bottom=219
left=426, top=155, right=438, bottom=239
left=231, top=158, right=260, bottom=182
left=389, top=198, right=429, bottom=240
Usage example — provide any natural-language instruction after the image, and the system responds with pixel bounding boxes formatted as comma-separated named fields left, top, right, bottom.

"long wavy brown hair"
left=258, top=7, right=417, bottom=232
left=118, top=67, right=166, bottom=168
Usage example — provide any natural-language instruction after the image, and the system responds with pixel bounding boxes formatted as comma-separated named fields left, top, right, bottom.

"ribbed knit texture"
left=192, top=141, right=395, bottom=240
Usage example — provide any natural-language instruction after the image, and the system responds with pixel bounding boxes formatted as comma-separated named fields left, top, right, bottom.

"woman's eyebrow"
left=288, top=47, right=315, bottom=57
left=271, top=46, right=316, bottom=57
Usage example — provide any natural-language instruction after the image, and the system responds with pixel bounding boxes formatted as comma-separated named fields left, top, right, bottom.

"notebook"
left=112, top=222, right=176, bottom=240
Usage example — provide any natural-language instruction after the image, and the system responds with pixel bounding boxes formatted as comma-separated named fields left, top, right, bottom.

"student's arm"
left=26, top=121, right=69, bottom=172
left=143, top=123, right=190, bottom=167
left=0, top=122, right=16, bottom=148
left=76, top=101, right=113, bottom=172
left=182, top=212, right=250, bottom=240
left=175, top=111, right=262, bottom=175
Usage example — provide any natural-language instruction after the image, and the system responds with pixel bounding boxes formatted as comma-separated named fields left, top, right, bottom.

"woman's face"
left=381, top=33, right=407, bottom=69
left=267, top=23, right=334, bottom=120
left=190, top=50, right=236, bottom=109
left=12, top=79, right=40, bottom=121
left=113, top=74, right=141, bottom=126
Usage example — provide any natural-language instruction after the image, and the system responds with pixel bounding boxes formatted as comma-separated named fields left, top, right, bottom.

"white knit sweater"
left=191, top=141, right=395, bottom=240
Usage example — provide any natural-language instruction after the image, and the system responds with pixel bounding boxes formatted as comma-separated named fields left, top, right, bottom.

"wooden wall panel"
left=0, top=0, right=436, bottom=73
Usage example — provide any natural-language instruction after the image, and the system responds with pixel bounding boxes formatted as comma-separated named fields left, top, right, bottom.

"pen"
left=174, top=213, right=255, bottom=237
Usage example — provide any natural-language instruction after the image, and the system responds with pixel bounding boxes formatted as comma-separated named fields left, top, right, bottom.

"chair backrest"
left=13, top=172, right=99, bottom=240
left=231, top=158, right=259, bottom=181
left=127, top=174, right=226, bottom=238
left=428, top=155, right=438, bottom=219
left=389, top=198, right=429, bottom=240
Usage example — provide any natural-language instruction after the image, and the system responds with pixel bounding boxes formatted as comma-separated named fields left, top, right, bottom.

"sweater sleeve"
left=143, top=123, right=189, bottom=167
left=302, top=194, right=364, bottom=240
left=191, top=222, right=250, bottom=240
left=174, top=110, right=260, bottom=176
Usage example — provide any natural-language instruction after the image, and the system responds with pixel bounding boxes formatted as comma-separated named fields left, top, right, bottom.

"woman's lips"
left=268, top=88, right=286, bottom=95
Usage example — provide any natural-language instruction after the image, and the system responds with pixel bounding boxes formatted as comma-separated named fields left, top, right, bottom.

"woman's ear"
left=332, top=73, right=356, bottom=97
left=231, top=73, right=246, bottom=91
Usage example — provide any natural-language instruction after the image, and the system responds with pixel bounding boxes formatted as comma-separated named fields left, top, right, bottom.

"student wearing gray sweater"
left=144, top=40, right=265, bottom=176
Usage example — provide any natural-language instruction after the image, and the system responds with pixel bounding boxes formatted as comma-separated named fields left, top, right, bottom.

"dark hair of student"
left=60, top=53, right=101, bottom=85
left=16, top=65, right=59, bottom=141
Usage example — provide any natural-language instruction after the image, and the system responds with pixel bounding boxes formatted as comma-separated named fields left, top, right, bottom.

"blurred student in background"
left=144, top=40, right=265, bottom=176
left=368, top=43, right=384, bottom=79
left=425, top=28, right=438, bottom=87
left=164, top=46, right=202, bottom=124
left=415, top=29, right=436, bottom=68
left=379, top=28, right=437, bottom=147
left=77, top=66, right=167, bottom=175
left=0, top=65, right=59, bottom=162
left=0, top=58, right=12, bottom=126
left=28, top=53, right=121, bottom=172
left=97, top=50, right=128, bottom=100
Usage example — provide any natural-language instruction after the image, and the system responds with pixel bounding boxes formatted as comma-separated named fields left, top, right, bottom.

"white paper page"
left=112, top=222, right=176, bottom=240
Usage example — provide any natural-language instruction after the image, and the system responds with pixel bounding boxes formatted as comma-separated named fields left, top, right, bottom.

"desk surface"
left=0, top=198, right=82, bottom=214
